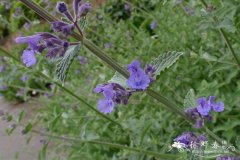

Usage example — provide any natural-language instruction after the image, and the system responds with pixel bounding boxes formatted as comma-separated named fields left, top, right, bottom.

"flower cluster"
left=94, top=60, right=156, bottom=113
left=15, top=0, right=91, bottom=67
left=185, top=96, right=224, bottom=128
left=174, top=132, right=207, bottom=149
left=94, top=83, right=132, bottom=113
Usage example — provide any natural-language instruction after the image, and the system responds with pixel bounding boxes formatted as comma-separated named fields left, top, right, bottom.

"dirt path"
left=0, top=97, right=44, bottom=160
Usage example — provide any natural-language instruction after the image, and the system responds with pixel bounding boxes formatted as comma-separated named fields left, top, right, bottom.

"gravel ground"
left=0, top=98, right=44, bottom=160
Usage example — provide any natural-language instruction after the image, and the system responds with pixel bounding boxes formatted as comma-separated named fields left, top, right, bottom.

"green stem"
left=32, top=130, right=178, bottom=159
left=200, top=0, right=240, bottom=68
left=0, top=47, right=122, bottom=128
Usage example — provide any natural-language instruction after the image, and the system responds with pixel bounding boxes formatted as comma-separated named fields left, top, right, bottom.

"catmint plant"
left=185, top=96, right=224, bottom=128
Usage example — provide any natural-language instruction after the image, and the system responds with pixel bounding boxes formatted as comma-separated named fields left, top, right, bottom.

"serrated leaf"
left=150, top=51, right=183, bottom=78
left=108, top=72, right=127, bottom=88
left=184, top=89, right=196, bottom=109
left=79, top=17, right=88, bottom=31
left=56, top=45, right=80, bottom=82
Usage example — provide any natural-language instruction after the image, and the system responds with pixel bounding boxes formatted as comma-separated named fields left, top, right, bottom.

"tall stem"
left=32, top=130, right=178, bottom=159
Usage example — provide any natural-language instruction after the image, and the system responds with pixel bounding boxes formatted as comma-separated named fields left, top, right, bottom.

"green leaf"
left=38, top=143, right=48, bottom=160
left=23, top=122, right=33, bottom=134
left=79, top=17, right=88, bottom=31
left=17, top=111, right=25, bottom=123
left=184, top=89, right=196, bottom=109
left=108, top=72, right=127, bottom=88
left=56, top=45, right=80, bottom=82
left=150, top=51, right=183, bottom=78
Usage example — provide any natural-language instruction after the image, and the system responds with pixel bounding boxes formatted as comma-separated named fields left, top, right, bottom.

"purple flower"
left=56, top=2, right=74, bottom=22
left=23, top=22, right=32, bottom=30
left=0, top=64, right=6, bottom=73
left=0, top=85, right=8, bottom=91
left=51, top=21, right=75, bottom=36
left=56, top=2, right=68, bottom=13
left=78, top=3, right=91, bottom=18
left=185, top=107, right=211, bottom=128
left=15, top=35, right=43, bottom=51
left=94, top=83, right=132, bottom=113
left=185, top=96, right=224, bottom=128
left=73, top=0, right=82, bottom=18
left=144, top=64, right=156, bottom=82
left=13, top=7, right=22, bottom=17
left=21, top=74, right=28, bottom=82
left=21, top=50, right=37, bottom=67
left=124, top=3, right=131, bottom=11
left=77, top=56, right=88, bottom=64
left=104, top=43, right=112, bottom=49
left=5, top=2, right=10, bottom=10
left=16, top=33, right=70, bottom=62
left=174, top=132, right=207, bottom=149
left=197, top=97, right=211, bottom=116
left=216, top=156, right=240, bottom=160
left=150, top=20, right=158, bottom=30
left=208, top=96, right=224, bottom=112
left=98, top=98, right=115, bottom=114
left=127, top=60, right=150, bottom=90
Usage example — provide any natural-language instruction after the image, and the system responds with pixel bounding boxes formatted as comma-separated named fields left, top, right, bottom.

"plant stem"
left=31, top=130, right=178, bottom=159
left=200, top=0, right=240, bottom=68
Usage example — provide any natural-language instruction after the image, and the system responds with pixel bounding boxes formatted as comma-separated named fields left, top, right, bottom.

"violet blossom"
left=127, top=60, right=150, bottom=90
left=174, top=132, right=207, bottom=149
left=185, top=96, right=224, bottom=128
left=94, top=83, right=132, bottom=113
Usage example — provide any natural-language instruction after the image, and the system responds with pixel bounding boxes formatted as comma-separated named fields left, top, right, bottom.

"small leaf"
left=150, top=51, right=183, bottom=78
left=184, top=89, right=196, bottom=109
left=56, top=45, right=80, bottom=82
left=23, top=122, right=33, bottom=134
left=79, top=17, right=88, bottom=31
left=18, top=111, right=25, bottom=123
left=38, top=143, right=48, bottom=160
left=108, top=72, right=127, bottom=88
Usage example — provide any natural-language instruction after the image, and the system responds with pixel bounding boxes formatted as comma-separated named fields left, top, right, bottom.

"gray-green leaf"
left=184, top=89, right=196, bottom=109
left=150, top=51, right=183, bottom=78
left=108, top=72, right=127, bottom=88
left=56, top=45, right=80, bottom=82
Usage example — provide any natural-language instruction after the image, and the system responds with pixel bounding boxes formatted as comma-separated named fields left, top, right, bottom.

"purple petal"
left=21, top=50, right=37, bottom=67
left=127, top=60, right=150, bottom=90
left=73, top=0, right=82, bottom=18
left=150, top=20, right=158, bottom=30
left=212, top=102, right=224, bottom=112
left=78, top=3, right=91, bottom=18
left=98, top=99, right=114, bottom=114
left=208, top=96, right=224, bottom=112
left=196, top=97, right=211, bottom=116
left=15, top=35, right=42, bottom=50
left=56, top=2, right=68, bottom=13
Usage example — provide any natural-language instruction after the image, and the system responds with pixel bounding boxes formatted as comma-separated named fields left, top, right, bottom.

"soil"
left=0, top=98, right=44, bottom=160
